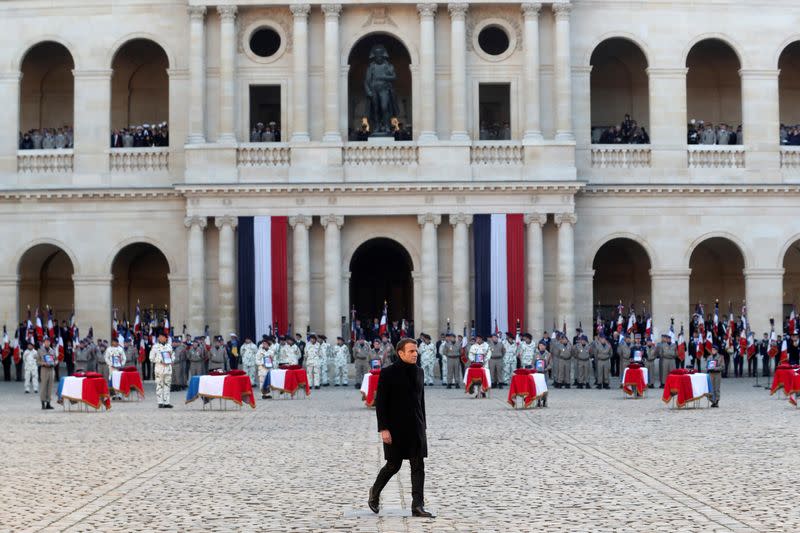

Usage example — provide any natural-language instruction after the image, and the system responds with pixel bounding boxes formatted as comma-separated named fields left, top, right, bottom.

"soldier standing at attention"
left=256, top=339, right=274, bottom=399
left=124, top=339, right=137, bottom=372
left=642, top=334, right=656, bottom=388
left=380, top=335, right=396, bottom=367
left=591, top=333, right=613, bottom=389
left=188, top=338, right=207, bottom=381
left=37, top=339, right=57, bottom=409
left=572, top=335, right=592, bottom=389
left=22, top=342, right=39, bottom=394
left=281, top=336, right=301, bottom=365
left=73, top=339, right=89, bottom=373
left=487, top=333, right=505, bottom=389
left=552, top=333, right=572, bottom=388
left=442, top=333, right=460, bottom=389
left=319, top=335, right=331, bottom=387
left=707, top=345, right=725, bottom=408
left=332, top=337, right=350, bottom=386
left=104, top=338, right=126, bottom=399
left=149, top=333, right=174, bottom=408
left=655, top=332, right=677, bottom=388
left=95, top=340, right=109, bottom=382
left=208, top=336, right=228, bottom=372
left=240, top=337, right=258, bottom=387
left=304, top=335, right=322, bottom=390
left=502, top=332, right=519, bottom=384
left=353, top=336, right=371, bottom=387
left=418, top=334, right=436, bottom=386
left=171, top=337, right=186, bottom=390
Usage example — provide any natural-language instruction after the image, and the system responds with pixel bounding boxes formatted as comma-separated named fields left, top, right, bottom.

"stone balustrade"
left=237, top=143, right=291, bottom=167
left=109, top=147, right=169, bottom=172
left=687, top=145, right=745, bottom=169
left=780, top=146, right=800, bottom=169
left=17, top=149, right=74, bottom=174
left=470, top=141, right=524, bottom=165
left=591, top=145, right=651, bottom=168
left=342, top=142, right=419, bottom=166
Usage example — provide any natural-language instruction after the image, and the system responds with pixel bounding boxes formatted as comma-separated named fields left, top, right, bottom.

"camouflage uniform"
left=332, top=342, right=350, bottom=385
left=519, top=341, right=537, bottom=368
left=419, top=340, right=436, bottom=385
left=23, top=348, right=39, bottom=393
left=148, top=342, right=174, bottom=406
left=304, top=341, right=322, bottom=388
left=256, top=343, right=274, bottom=392
left=104, top=345, right=126, bottom=373
left=502, top=337, right=519, bottom=383
left=320, top=338, right=331, bottom=386
left=279, top=342, right=300, bottom=365
left=240, top=341, right=258, bottom=387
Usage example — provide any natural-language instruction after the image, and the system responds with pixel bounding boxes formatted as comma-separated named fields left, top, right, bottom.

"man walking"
left=369, top=338, right=433, bottom=518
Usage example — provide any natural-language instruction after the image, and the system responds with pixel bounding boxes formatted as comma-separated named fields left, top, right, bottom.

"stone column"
left=448, top=3, right=469, bottom=141
left=521, top=3, right=543, bottom=142
left=215, top=216, right=237, bottom=336
left=186, top=6, right=207, bottom=144
left=289, top=215, right=312, bottom=333
left=0, top=275, right=19, bottom=326
left=417, top=3, right=438, bottom=142
left=740, top=69, right=781, bottom=172
left=647, top=68, right=688, bottom=169
left=418, top=214, right=441, bottom=335
left=291, top=3, right=311, bottom=142
left=525, top=213, right=547, bottom=337
left=554, top=213, right=576, bottom=331
left=217, top=5, right=238, bottom=143
left=185, top=216, right=207, bottom=335
left=73, top=69, right=112, bottom=174
left=322, top=215, right=344, bottom=340
left=0, top=72, right=20, bottom=173
left=650, top=268, right=691, bottom=333
left=449, top=214, right=472, bottom=336
left=552, top=2, right=573, bottom=141
left=322, top=4, right=343, bottom=142
left=744, top=268, right=784, bottom=337
left=73, top=275, right=113, bottom=339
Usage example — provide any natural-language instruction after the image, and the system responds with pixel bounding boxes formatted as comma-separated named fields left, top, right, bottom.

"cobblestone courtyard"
left=0, top=376, right=797, bottom=533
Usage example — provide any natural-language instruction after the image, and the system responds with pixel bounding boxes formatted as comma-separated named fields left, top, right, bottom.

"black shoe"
left=542, top=397, right=547, bottom=407
left=577, top=384, right=583, bottom=389
left=315, top=386, right=320, bottom=390
left=446, top=384, right=452, bottom=389
left=25, top=390, right=29, bottom=394
left=46, top=402, right=53, bottom=410
left=564, top=384, right=571, bottom=389
left=163, top=404, right=173, bottom=409
left=41, top=402, right=46, bottom=410
left=659, top=384, right=664, bottom=389
left=648, top=384, right=654, bottom=389
left=603, top=384, right=610, bottom=389
left=323, top=383, right=330, bottom=387
left=262, top=394, right=268, bottom=400
left=334, top=384, right=340, bottom=387
left=595, top=384, right=602, bottom=390
left=368, top=488, right=380, bottom=514
left=411, top=506, right=435, bottom=518
left=158, top=404, right=164, bottom=408
left=354, top=384, right=360, bottom=389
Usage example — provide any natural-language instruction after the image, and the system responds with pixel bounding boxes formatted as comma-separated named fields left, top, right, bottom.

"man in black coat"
left=368, top=338, right=433, bottom=518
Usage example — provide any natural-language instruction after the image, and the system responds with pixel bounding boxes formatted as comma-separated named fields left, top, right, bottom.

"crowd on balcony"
left=687, top=120, right=742, bottom=145
left=348, top=116, right=412, bottom=141
left=592, top=114, right=650, bottom=144
left=110, top=123, right=169, bottom=148
left=250, top=121, right=282, bottom=143
left=18, top=127, right=74, bottom=150
left=779, top=124, right=800, bottom=145
left=478, top=121, right=512, bottom=141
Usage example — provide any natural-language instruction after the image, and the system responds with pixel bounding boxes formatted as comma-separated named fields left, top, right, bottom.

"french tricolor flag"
left=473, top=214, right=525, bottom=336
left=237, top=216, right=288, bottom=341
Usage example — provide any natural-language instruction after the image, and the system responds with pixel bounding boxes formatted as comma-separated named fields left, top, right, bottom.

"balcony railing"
left=590, top=145, right=651, bottom=168
left=17, top=149, right=74, bottom=173
left=470, top=141, right=523, bottom=165
left=237, top=143, right=291, bottom=167
left=687, top=145, right=745, bottom=169
left=780, top=146, right=800, bottom=169
left=109, top=147, right=169, bottom=172
left=343, top=142, right=418, bottom=166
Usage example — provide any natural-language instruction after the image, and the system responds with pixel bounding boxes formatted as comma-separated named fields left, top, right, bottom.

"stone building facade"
left=2, top=0, right=800, bottom=340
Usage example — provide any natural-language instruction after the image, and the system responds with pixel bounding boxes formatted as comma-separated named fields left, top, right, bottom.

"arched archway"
left=686, top=39, right=742, bottom=139
left=20, top=42, right=75, bottom=137
left=349, top=238, right=413, bottom=326
left=689, top=237, right=745, bottom=315
left=111, top=243, right=170, bottom=321
left=347, top=33, right=412, bottom=139
left=110, top=39, right=169, bottom=143
left=782, top=239, right=800, bottom=317
left=778, top=41, right=800, bottom=133
left=590, top=38, right=650, bottom=143
left=17, top=243, right=74, bottom=320
left=592, top=238, right=652, bottom=320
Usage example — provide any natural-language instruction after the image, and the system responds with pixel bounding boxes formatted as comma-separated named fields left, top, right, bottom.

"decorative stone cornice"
left=552, top=2, right=572, bottom=18
left=449, top=213, right=473, bottom=226
left=417, top=3, right=438, bottom=18
left=290, top=3, right=311, bottom=17
left=217, top=5, right=238, bottom=21
left=322, top=4, right=342, bottom=17
left=288, top=215, right=313, bottom=229
left=521, top=3, right=542, bottom=16
left=447, top=2, right=468, bottom=18
left=72, top=275, right=113, bottom=284
left=320, top=214, right=344, bottom=228
left=645, top=67, right=688, bottom=78
left=71, top=69, right=113, bottom=80
left=648, top=268, right=692, bottom=280
left=554, top=212, right=576, bottom=227
left=417, top=213, right=442, bottom=226
left=214, top=215, right=238, bottom=229
left=743, top=268, right=785, bottom=279
left=184, top=216, right=208, bottom=229
left=581, top=184, right=800, bottom=196
left=738, top=69, right=780, bottom=80
left=0, top=188, right=181, bottom=202
left=0, top=72, right=22, bottom=82
left=524, top=212, right=547, bottom=226
left=188, top=5, right=206, bottom=19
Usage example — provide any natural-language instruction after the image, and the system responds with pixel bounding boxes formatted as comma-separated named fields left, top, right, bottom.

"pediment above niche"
left=362, top=7, right=398, bottom=28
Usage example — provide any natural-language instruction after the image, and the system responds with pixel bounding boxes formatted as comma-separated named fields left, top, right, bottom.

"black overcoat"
left=375, top=360, right=427, bottom=461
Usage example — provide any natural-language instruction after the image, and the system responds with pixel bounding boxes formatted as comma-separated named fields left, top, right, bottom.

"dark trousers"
left=142, top=360, right=152, bottom=380
left=733, top=355, right=743, bottom=377
left=762, top=356, right=771, bottom=377
left=15, top=360, right=23, bottom=381
left=229, top=355, right=239, bottom=370
left=372, top=457, right=425, bottom=508
left=746, top=356, right=757, bottom=377
left=2, top=358, right=10, bottom=381
left=610, top=355, right=619, bottom=377
left=722, top=354, right=730, bottom=378
left=676, top=358, right=685, bottom=369
left=65, top=359, right=75, bottom=376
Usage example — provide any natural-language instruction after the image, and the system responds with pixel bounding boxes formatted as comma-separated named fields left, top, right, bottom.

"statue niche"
left=363, top=44, right=398, bottom=136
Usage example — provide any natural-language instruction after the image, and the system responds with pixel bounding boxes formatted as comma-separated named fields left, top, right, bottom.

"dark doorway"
left=249, top=85, right=281, bottom=138
left=478, top=83, right=511, bottom=140
left=349, top=238, right=413, bottom=324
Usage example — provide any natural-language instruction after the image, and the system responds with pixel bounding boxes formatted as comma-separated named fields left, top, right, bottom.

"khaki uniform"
left=96, top=345, right=109, bottom=381
left=149, top=342, right=174, bottom=405
left=172, top=344, right=187, bottom=387
left=591, top=341, right=613, bottom=386
left=708, top=352, right=725, bottom=404
left=125, top=345, right=138, bottom=370
left=208, top=345, right=228, bottom=371
left=441, top=341, right=461, bottom=386
left=654, top=341, right=677, bottom=385
left=379, top=342, right=396, bottom=367
left=36, top=347, right=58, bottom=403
left=353, top=340, right=371, bottom=385
left=488, top=340, right=505, bottom=386
left=188, top=345, right=207, bottom=381
left=552, top=340, right=573, bottom=385
left=644, top=345, right=656, bottom=386
left=617, top=341, right=631, bottom=369
left=572, top=343, right=592, bottom=386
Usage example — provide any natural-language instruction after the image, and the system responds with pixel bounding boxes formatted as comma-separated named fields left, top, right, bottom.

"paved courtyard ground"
left=0, top=375, right=797, bottom=533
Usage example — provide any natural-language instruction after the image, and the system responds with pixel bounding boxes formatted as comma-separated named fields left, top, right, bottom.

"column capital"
left=447, top=2, right=468, bottom=18
left=288, top=215, right=313, bottom=229
left=214, top=215, right=238, bottom=230
left=554, top=212, right=576, bottom=227
left=184, top=216, right=208, bottom=229
left=290, top=3, right=311, bottom=17
left=321, top=214, right=344, bottom=228
left=521, top=2, right=542, bottom=16
left=188, top=5, right=207, bottom=19
left=524, top=212, right=548, bottom=226
left=417, top=3, right=438, bottom=18
left=217, top=5, right=238, bottom=21
left=552, top=2, right=572, bottom=17
left=322, top=3, right=342, bottom=17
left=449, top=213, right=473, bottom=226
left=418, top=213, right=442, bottom=227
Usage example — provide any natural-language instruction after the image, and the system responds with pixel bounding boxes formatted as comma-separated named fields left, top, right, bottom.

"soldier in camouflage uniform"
left=332, top=336, right=350, bottom=386
left=320, top=335, right=333, bottom=387
left=418, top=334, right=436, bottom=386
left=502, top=332, right=519, bottom=384
left=379, top=335, right=396, bottom=367
left=240, top=337, right=258, bottom=387
left=256, top=339, right=274, bottom=399
left=279, top=336, right=301, bottom=365
left=304, top=335, right=322, bottom=390
left=149, top=333, right=174, bottom=408
left=518, top=333, right=537, bottom=368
